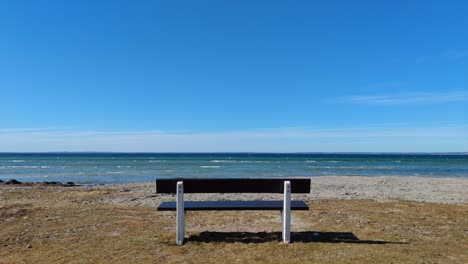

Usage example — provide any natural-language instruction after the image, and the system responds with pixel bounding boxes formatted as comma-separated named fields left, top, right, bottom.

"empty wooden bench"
left=156, top=178, right=311, bottom=245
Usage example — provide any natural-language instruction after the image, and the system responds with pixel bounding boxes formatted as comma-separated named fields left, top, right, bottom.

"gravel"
left=2, top=176, right=466, bottom=207
left=83, top=176, right=468, bottom=207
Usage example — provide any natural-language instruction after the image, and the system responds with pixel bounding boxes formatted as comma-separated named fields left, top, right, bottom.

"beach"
left=1, top=176, right=467, bottom=263
left=2, top=176, right=467, bottom=207
left=98, top=176, right=468, bottom=205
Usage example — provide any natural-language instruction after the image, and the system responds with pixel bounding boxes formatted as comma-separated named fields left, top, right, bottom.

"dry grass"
left=1, top=187, right=467, bottom=263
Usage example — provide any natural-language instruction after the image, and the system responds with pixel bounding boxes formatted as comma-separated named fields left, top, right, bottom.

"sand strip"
left=12, top=176, right=461, bottom=207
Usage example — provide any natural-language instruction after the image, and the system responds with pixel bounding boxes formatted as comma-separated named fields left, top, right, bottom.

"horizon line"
left=0, top=151, right=467, bottom=155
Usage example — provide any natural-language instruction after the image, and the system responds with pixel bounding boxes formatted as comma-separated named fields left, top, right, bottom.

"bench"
left=156, top=178, right=311, bottom=245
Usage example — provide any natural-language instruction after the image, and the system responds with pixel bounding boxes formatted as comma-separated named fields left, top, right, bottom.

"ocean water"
left=0, top=153, right=467, bottom=184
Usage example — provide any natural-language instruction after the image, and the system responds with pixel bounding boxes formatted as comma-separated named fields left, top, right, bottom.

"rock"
left=26, top=244, right=32, bottom=249
left=39, top=181, right=62, bottom=186
left=6, top=179, right=22, bottom=185
left=46, top=181, right=62, bottom=186
left=38, top=181, right=75, bottom=187
left=0, top=179, right=4, bottom=183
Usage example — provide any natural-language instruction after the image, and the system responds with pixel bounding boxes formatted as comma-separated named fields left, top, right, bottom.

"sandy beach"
left=1, top=176, right=467, bottom=263
left=100, top=176, right=468, bottom=206
left=2, top=175, right=467, bottom=209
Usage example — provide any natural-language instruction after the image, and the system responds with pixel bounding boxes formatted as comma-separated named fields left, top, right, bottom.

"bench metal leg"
left=283, top=181, right=291, bottom=243
left=281, top=210, right=283, bottom=230
left=176, top=181, right=185, bottom=245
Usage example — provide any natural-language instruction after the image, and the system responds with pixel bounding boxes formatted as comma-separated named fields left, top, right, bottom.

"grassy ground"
left=1, top=187, right=467, bottom=263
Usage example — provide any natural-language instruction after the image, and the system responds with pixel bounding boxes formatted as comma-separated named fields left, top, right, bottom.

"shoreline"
left=2, top=175, right=467, bottom=205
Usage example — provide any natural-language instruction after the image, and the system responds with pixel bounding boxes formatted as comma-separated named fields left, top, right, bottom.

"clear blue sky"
left=1, top=0, right=467, bottom=152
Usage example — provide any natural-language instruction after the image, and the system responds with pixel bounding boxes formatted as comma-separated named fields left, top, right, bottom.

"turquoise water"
left=0, top=153, right=467, bottom=184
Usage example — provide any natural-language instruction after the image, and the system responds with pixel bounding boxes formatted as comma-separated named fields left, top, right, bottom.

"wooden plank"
left=157, top=200, right=309, bottom=211
left=155, top=178, right=311, bottom=194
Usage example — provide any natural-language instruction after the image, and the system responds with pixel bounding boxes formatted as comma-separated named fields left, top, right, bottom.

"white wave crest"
left=105, top=171, right=127, bottom=174
left=7, top=165, right=39, bottom=169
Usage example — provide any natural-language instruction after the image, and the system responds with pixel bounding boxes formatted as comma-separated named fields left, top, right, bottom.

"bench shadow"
left=187, top=231, right=408, bottom=244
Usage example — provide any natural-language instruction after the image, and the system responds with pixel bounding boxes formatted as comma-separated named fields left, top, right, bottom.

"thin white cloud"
left=0, top=125, right=467, bottom=152
left=333, top=91, right=468, bottom=105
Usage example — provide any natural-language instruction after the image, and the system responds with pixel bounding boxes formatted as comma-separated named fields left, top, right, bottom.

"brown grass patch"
left=0, top=188, right=467, bottom=263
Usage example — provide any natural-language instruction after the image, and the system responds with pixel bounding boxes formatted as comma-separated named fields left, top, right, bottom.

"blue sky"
left=1, top=0, right=467, bottom=152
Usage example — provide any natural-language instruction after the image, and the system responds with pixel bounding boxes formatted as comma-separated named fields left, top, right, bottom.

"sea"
left=0, top=153, right=467, bottom=184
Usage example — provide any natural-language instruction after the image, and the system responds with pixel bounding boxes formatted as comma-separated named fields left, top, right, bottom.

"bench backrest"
left=155, top=178, right=311, bottom=194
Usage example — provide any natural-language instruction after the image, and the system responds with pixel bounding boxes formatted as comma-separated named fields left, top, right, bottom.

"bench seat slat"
left=157, top=200, right=309, bottom=211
